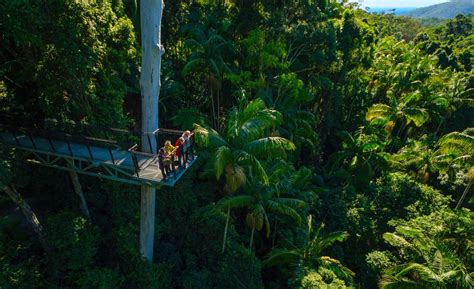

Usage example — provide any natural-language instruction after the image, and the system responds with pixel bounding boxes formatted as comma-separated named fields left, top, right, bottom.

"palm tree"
left=434, top=128, right=474, bottom=208
left=391, top=129, right=473, bottom=185
left=390, top=139, right=437, bottom=183
left=379, top=220, right=473, bottom=289
left=365, top=38, right=467, bottom=140
left=434, top=128, right=474, bottom=172
left=183, top=27, right=232, bottom=130
left=194, top=97, right=296, bottom=253
left=326, top=130, right=386, bottom=187
left=366, top=97, right=430, bottom=138
left=263, top=215, right=354, bottom=282
left=380, top=242, right=473, bottom=289
left=271, top=73, right=319, bottom=164
left=217, top=181, right=306, bottom=250
left=194, top=97, right=296, bottom=184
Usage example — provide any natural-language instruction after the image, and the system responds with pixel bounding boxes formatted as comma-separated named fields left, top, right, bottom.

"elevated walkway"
left=0, top=119, right=196, bottom=187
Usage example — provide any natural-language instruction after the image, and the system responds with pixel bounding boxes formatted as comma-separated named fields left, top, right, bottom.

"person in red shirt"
left=175, top=137, right=185, bottom=166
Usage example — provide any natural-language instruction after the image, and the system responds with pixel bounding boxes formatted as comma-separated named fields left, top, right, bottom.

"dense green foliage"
left=0, top=1, right=472, bottom=288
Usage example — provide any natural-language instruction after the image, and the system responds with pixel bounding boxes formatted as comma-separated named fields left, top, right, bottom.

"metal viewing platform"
left=0, top=119, right=196, bottom=187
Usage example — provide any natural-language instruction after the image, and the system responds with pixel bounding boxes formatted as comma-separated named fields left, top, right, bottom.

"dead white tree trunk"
left=3, top=185, right=50, bottom=254
left=139, top=0, right=164, bottom=262
left=68, top=168, right=91, bottom=222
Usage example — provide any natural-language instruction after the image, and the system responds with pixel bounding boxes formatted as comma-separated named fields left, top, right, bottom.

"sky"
left=352, top=0, right=449, bottom=7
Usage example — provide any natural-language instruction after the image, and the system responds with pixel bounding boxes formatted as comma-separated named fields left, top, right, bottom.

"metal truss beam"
left=24, top=150, right=163, bottom=187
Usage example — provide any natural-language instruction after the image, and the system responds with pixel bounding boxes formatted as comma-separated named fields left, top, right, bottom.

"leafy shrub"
left=45, top=210, right=100, bottom=277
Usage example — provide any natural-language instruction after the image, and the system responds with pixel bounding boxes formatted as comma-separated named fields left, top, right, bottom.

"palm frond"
left=396, top=263, right=439, bottom=283
left=436, top=130, right=474, bottom=155
left=379, top=274, right=420, bottom=289
left=395, top=226, right=424, bottom=239
left=217, top=195, right=254, bottom=210
left=242, top=98, right=267, bottom=119
left=315, top=231, right=350, bottom=252
left=182, top=58, right=206, bottom=75
left=184, top=38, right=203, bottom=50
left=262, top=249, right=301, bottom=268
left=320, top=255, right=356, bottom=279
left=275, top=198, right=307, bottom=209
left=404, top=107, right=430, bottom=127
left=243, top=137, right=296, bottom=159
left=187, top=27, right=207, bottom=44
left=193, top=124, right=229, bottom=149
left=238, top=111, right=283, bottom=143
left=290, top=167, right=313, bottom=190
left=236, top=151, right=269, bottom=184
left=383, top=233, right=411, bottom=248
left=214, top=146, right=232, bottom=180
left=266, top=200, right=302, bottom=225
left=366, top=104, right=392, bottom=123
left=267, top=159, right=292, bottom=181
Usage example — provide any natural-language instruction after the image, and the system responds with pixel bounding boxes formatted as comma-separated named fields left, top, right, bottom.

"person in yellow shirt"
left=163, top=140, right=175, bottom=168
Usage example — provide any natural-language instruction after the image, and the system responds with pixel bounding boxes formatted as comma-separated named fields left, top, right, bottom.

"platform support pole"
left=139, top=0, right=164, bottom=262
left=68, top=168, right=91, bottom=222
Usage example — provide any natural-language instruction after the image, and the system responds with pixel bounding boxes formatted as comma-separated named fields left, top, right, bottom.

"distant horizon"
left=351, top=0, right=450, bottom=8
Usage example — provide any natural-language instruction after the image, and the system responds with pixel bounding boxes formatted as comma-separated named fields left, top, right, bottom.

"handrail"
left=156, top=128, right=185, bottom=134
left=128, top=146, right=158, bottom=158
left=0, top=124, right=120, bottom=149
left=0, top=116, right=138, bottom=141
left=127, top=143, right=161, bottom=177
left=128, top=144, right=139, bottom=152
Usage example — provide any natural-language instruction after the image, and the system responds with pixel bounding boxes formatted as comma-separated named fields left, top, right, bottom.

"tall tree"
left=218, top=181, right=305, bottom=250
left=139, top=0, right=164, bottom=262
left=379, top=223, right=473, bottom=289
left=263, top=216, right=353, bottom=285
left=183, top=27, right=232, bottom=130
left=194, top=97, right=296, bottom=252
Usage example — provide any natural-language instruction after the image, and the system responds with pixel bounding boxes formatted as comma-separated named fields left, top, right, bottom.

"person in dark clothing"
left=158, top=148, right=171, bottom=178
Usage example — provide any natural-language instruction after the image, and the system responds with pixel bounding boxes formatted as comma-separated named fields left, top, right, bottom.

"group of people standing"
left=157, top=130, right=192, bottom=179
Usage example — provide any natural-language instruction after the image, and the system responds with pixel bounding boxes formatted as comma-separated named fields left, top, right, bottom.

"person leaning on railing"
left=162, top=140, right=175, bottom=178
left=174, top=137, right=185, bottom=166
left=181, top=130, right=192, bottom=164
left=164, top=140, right=175, bottom=156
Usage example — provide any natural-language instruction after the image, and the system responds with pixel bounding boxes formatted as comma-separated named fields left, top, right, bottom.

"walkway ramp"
left=0, top=121, right=196, bottom=187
